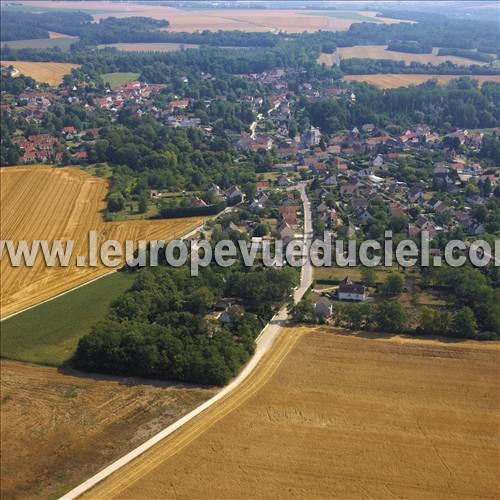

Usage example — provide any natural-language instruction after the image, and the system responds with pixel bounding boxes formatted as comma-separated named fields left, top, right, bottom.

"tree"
left=361, top=267, right=377, bottom=288
left=374, top=301, right=407, bottom=333
left=381, top=273, right=404, bottom=296
left=253, top=223, right=270, bottom=237
left=289, top=298, right=314, bottom=323
left=138, top=194, right=149, bottom=214
left=107, top=192, right=125, bottom=212
left=452, top=307, right=478, bottom=338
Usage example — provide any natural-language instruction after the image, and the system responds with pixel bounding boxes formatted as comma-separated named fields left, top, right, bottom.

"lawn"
left=0, top=272, right=135, bottom=366
left=101, top=72, right=141, bottom=88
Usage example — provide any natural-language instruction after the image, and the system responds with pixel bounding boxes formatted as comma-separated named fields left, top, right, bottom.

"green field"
left=1, top=37, right=77, bottom=51
left=0, top=272, right=135, bottom=366
left=101, top=72, right=141, bottom=88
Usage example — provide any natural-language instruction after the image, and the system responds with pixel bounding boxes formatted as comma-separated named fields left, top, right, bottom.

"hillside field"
left=0, top=166, right=204, bottom=318
left=84, top=327, right=499, bottom=499
left=14, top=1, right=410, bottom=32
left=0, top=61, right=80, bottom=85
left=98, top=42, right=199, bottom=52
left=0, top=360, right=215, bottom=499
left=318, top=45, right=494, bottom=67
left=343, top=73, right=500, bottom=88
left=1, top=37, right=77, bottom=51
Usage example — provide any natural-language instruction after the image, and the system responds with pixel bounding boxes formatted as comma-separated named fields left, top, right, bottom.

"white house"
left=338, top=277, right=367, bottom=301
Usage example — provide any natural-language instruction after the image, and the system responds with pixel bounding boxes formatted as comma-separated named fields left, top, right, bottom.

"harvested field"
left=344, top=73, right=500, bottom=88
left=0, top=166, right=204, bottom=318
left=84, top=327, right=500, bottom=499
left=0, top=61, right=80, bottom=85
left=0, top=360, right=215, bottom=499
left=17, top=2, right=410, bottom=32
left=319, top=45, right=494, bottom=67
left=98, top=42, right=199, bottom=52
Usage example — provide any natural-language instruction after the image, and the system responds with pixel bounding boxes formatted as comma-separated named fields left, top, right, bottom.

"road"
left=61, top=183, right=313, bottom=500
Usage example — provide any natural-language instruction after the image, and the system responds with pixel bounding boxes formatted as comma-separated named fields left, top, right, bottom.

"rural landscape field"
left=0, top=359, right=215, bottom=499
left=343, top=73, right=500, bottom=89
left=83, top=327, right=500, bottom=499
left=0, top=166, right=204, bottom=318
left=318, top=45, right=496, bottom=67
left=1, top=0, right=499, bottom=498
left=10, top=1, right=410, bottom=32
left=0, top=61, right=80, bottom=85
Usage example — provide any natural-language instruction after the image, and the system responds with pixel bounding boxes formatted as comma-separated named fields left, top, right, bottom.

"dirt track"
left=83, top=328, right=499, bottom=499
left=0, top=360, right=215, bottom=499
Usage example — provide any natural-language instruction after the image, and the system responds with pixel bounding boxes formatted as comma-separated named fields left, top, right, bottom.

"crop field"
left=84, top=327, right=500, bottom=499
left=1, top=37, right=77, bottom=51
left=0, top=61, right=80, bottom=85
left=15, top=1, right=410, bottom=32
left=0, top=166, right=204, bottom=318
left=101, top=72, right=141, bottom=88
left=1, top=272, right=135, bottom=366
left=344, top=73, right=500, bottom=88
left=98, top=42, right=199, bottom=52
left=0, top=359, right=215, bottom=500
left=319, top=45, right=494, bottom=67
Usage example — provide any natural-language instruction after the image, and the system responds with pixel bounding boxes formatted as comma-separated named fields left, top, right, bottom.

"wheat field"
left=84, top=326, right=499, bottom=499
left=319, top=45, right=493, bottom=67
left=1, top=61, right=80, bottom=85
left=344, top=73, right=500, bottom=88
left=0, top=166, right=204, bottom=318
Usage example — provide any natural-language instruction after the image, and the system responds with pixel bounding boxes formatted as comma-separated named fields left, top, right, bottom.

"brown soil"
left=85, top=327, right=499, bottom=499
left=0, top=360, right=215, bottom=499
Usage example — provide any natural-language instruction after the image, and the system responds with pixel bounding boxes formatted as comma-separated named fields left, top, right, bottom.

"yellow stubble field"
left=344, top=73, right=500, bottom=88
left=84, top=326, right=499, bottom=499
left=0, top=61, right=80, bottom=85
left=319, top=45, right=494, bottom=67
left=0, top=166, right=204, bottom=318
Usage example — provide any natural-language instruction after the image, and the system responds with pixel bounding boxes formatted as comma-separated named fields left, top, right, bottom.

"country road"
left=61, top=182, right=313, bottom=499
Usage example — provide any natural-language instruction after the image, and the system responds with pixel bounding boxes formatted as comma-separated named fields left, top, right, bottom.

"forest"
left=73, top=264, right=299, bottom=385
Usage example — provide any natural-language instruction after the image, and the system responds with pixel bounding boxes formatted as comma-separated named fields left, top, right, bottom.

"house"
left=372, top=154, right=384, bottom=168
left=338, top=277, right=367, bottom=301
left=340, top=183, right=359, bottom=198
left=256, top=181, right=269, bottom=193
left=324, top=174, right=337, bottom=186
left=314, top=298, right=332, bottom=318
left=190, top=197, right=207, bottom=208
left=226, top=185, right=244, bottom=204
left=208, top=183, right=221, bottom=196
left=408, top=187, right=424, bottom=203
left=62, top=126, right=77, bottom=136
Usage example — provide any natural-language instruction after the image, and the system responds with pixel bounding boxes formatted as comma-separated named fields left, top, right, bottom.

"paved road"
left=61, top=184, right=313, bottom=500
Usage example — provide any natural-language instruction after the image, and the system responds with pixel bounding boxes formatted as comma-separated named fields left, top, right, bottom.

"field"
left=15, top=2, right=410, bottom=32
left=0, top=61, right=80, bottom=85
left=101, top=72, right=141, bottom=88
left=0, top=360, right=215, bottom=499
left=319, top=45, right=494, bottom=67
left=344, top=74, right=500, bottom=88
left=0, top=166, right=205, bottom=318
left=1, top=272, right=135, bottom=366
left=1, top=37, right=77, bottom=51
left=83, top=327, right=500, bottom=499
left=98, top=42, right=199, bottom=52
